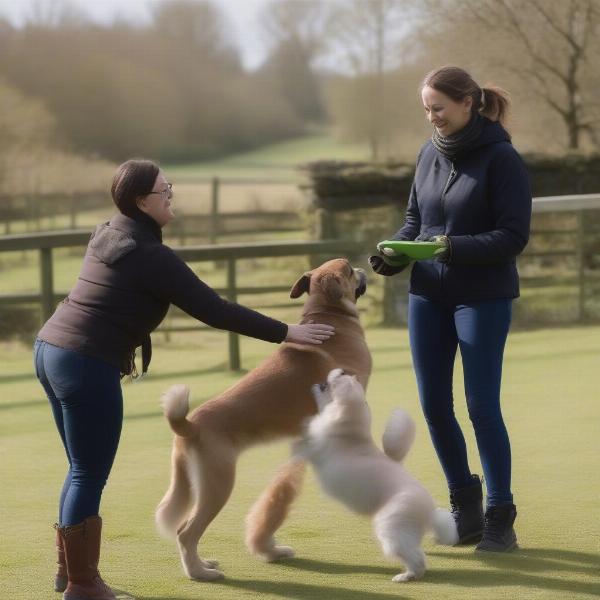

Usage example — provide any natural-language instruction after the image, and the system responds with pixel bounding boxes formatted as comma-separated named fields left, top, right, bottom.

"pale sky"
left=0, top=0, right=274, bottom=68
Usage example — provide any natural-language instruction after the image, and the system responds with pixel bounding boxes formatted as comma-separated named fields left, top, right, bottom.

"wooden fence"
left=1, top=193, right=599, bottom=370
left=0, top=177, right=303, bottom=243
left=0, top=237, right=366, bottom=370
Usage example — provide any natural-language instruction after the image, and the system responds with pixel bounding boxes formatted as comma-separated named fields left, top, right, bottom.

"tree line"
left=0, top=0, right=599, bottom=167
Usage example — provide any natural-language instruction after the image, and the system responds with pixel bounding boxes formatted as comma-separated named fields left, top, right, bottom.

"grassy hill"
left=164, top=132, right=372, bottom=182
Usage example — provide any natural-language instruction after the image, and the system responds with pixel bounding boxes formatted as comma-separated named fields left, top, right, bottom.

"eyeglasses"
left=147, top=182, right=173, bottom=199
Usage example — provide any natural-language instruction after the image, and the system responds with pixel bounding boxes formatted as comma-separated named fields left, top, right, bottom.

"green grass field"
left=164, top=132, right=372, bottom=182
left=2, top=324, right=599, bottom=600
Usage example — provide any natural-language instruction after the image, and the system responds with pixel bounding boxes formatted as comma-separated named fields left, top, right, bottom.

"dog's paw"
left=392, top=571, right=418, bottom=583
left=188, top=566, right=225, bottom=582
left=202, top=558, right=219, bottom=569
left=262, top=545, right=295, bottom=562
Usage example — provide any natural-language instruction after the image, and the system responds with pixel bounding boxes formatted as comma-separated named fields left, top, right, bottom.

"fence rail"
left=0, top=238, right=367, bottom=370
left=1, top=193, right=599, bottom=370
left=0, top=176, right=302, bottom=239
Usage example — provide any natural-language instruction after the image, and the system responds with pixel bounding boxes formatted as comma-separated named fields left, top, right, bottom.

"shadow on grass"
left=429, top=546, right=600, bottom=573
left=111, top=547, right=600, bottom=600
left=426, top=547, right=600, bottom=594
left=274, top=556, right=396, bottom=576
left=220, top=579, right=405, bottom=600
left=124, top=411, right=164, bottom=422
left=0, top=372, right=36, bottom=384
left=0, top=398, right=46, bottom=411
left=137, top=578, right=405, bottom=600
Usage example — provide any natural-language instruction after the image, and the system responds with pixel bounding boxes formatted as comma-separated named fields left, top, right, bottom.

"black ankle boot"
left=476, top=503, right=518, bottom=552
left=449, top=474, right=484, bottom=544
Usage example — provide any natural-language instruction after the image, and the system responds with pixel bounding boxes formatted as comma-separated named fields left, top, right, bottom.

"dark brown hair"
left=111, top=159, right=160, bottom=217
left=421, top=66, right=510, bottom=127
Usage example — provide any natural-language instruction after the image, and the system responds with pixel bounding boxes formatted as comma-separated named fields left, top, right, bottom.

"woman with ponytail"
left=370, top=66, right=531, bottom=552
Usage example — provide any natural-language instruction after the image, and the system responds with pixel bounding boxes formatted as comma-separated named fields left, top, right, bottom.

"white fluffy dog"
left=294, top=368, right=458, bottom=582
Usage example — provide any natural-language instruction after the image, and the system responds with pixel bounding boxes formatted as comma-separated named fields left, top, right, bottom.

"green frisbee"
left=377, top=239, right=446, bottom=261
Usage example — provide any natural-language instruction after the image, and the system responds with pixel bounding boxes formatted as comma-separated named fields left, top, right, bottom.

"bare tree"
left=152, top=0, right=240, bottom=69
left=262, top=0, right=329, bottom=60
left=421, top=0, right=600, bottom=150
left=327, top=0, right=413, bottom=160
left=24, top=0, right=87, bottom=28
left=259, top=0, right=330, bottom=121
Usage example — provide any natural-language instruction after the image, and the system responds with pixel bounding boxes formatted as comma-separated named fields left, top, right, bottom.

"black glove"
left=429, top=235, right=452, bottom=263
left=368, top=254, right=410, bottom=276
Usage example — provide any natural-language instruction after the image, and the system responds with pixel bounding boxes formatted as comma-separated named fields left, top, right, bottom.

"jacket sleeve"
left=391, top=149, right=423, bottom=241
left=391, top=179, right=420, bottom=241
left=448, top=147, right=532, bottom=265
left=142, top=246, right=288, bottom=343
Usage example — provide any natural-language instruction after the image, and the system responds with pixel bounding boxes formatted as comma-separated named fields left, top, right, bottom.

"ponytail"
left=480, top=85, right=511, bottom=127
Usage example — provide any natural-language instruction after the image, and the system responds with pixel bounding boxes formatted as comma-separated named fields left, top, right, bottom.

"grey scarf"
left=431, top=111, right=484, bottom=161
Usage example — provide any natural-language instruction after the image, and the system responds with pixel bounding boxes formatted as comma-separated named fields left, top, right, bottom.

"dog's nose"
left=355, top=269, right=367, bottom=299
left=319, top=381, right=329, bottom=392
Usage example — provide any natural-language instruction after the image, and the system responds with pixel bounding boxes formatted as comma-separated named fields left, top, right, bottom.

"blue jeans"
left=34, top=340, right=123, bottom=526
left=407, top=294, right=513, bottom=507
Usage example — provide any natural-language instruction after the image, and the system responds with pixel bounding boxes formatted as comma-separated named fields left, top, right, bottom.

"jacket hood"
left=471, top=117, right=511, bottom=150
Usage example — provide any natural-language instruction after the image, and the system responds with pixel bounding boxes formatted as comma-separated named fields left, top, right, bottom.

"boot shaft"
left=449, top=474, right=484, bottom=544
left=449, top=474, right=483, bottom=508
left=53, top=523, right=68, bottom=592
left=58, top=516, right=116, bottom=600
left=60, top=516, right=103, bottom=584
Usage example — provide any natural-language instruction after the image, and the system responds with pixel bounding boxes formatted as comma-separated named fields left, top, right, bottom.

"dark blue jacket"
left=392, top=118, right=532, bottom=303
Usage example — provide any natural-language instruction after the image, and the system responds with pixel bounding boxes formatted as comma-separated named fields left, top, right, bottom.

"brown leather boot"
left=53, top=523, right=68, bottom=592
left=60, top=516, right=116, bottom=600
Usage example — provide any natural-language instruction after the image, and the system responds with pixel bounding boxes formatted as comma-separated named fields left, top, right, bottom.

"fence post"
left=40, top=247, right=54, bottom=323
left=210, top=177, right=220, bottom=245
left=226, top=257, right=241, bottom=371
left=310, top=207, right=336, bottom=268
left=577, top=210, right=585, bottom=321
left=69, top=196, right=77, bottom=229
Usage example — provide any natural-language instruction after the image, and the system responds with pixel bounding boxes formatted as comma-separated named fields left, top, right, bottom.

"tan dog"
left=156, top=258, right=372, bottom=581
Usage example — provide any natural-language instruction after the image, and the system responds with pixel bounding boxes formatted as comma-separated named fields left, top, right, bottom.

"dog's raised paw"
left=262, top=545, right=295, bottom=562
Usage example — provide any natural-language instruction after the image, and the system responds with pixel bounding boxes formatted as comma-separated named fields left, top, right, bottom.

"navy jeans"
left=34, top=340, right=123, bottom=526
left=407, top=294, right=513, bottom=507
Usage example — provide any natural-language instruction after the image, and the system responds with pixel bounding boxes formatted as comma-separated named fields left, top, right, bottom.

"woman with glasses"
left=34, top=159, right=335, bottom=600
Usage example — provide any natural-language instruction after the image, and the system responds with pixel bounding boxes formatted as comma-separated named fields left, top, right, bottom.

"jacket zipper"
left=439, top=162, right=457, bottom=296
left=442, top=163, right=457, bottom=199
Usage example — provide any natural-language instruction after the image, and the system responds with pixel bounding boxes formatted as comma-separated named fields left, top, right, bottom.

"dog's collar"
left=302, top=305, right=360, bottom=321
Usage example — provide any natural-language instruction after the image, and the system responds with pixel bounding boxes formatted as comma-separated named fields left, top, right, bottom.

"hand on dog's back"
left=285, top=322, right=335, bottom=345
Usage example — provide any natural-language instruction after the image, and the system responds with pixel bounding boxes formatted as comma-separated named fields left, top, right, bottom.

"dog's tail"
left=382, top=408, right=416, bottom=462
left=431, top=508, right=459, bottom=546
left=155, top=449, right=193, bottom=538
left=245, top=459, right=306, bottom=557
left=161, top=384, right=196, bottom=438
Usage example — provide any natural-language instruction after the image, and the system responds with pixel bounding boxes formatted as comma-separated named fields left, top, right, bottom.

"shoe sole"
left=456, top=531, right=483, bottom=545
left=475, top=541, right=519, bottom=553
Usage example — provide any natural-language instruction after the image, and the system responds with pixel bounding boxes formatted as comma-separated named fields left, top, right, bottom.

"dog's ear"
left=290, top=271, right=312, bottom=298
left=318, top=273, right=344, bottom=303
